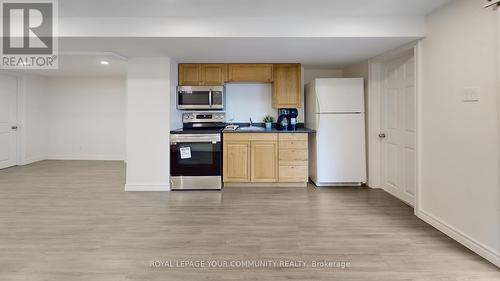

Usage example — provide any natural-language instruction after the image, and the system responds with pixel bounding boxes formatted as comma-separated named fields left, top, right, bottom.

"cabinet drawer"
left=279, top=160, right=308, bottom=166
left=250, top=134, right=278, bottom=141
left=279, top=166, right=308, bottom=182
left=223, top=133, right=251, bottom=141
left=278, top=133, right=308, bottom=141
left=224, top=133, right=277, bottom=141
left=279, top=149, right=308, bottom=162
left=279, top=140, right=308, bottom=149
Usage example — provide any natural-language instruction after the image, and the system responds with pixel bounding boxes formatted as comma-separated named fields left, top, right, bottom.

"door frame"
left=367, top=41, right=421, bottom=210
left=0, top=71, right=24, bottom=167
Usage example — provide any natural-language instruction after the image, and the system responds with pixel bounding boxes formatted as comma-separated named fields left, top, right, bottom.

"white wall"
left=58, top=15, right=428, bottom=38
left=418, top=0, right=500, bottom=266
left=225, top=84, right=277, bottom=123
left=45, top=77, right=126, bottom=160
left=20, top=75, right=48, bottom=164
left=169, top=59, right=182, bottom=130
left=304, top=68, right=343, bottom=85
left=125, top=58, right=171, bottom=191
left=498, top=4, right=500, bottom=258
left=343, top=62, right=368, bottom=86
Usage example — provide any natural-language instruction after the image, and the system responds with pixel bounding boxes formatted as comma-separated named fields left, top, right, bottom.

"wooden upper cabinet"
left=179, top=64, right=202, bottom=86
left=272, top=64, right=302, bottom=108
left=227, top=64, right=273, bottom=83
left=201, top=64, right=227, bottom=85
left=179, top=64, right=227, bottom=86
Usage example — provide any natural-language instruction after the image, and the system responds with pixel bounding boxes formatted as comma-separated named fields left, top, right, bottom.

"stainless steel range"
left=170, top=112, right=226, bottom=190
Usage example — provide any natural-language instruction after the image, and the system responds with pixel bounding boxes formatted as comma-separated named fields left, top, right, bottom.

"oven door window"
left=170, top=142, right=221, bottom=176
left=178, top=91, right=209, bottom=106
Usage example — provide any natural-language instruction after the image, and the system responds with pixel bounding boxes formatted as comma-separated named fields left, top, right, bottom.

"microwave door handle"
left=208, top=89, right=212, bottom=108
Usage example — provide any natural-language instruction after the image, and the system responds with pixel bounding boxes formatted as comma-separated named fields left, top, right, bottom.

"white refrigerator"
left=305, top=78, right=367, bottom=186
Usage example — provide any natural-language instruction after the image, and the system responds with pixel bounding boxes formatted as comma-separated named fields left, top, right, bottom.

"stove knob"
left=189, top=115, right=195, bottom=119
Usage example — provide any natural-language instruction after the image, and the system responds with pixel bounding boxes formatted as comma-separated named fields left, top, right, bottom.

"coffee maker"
left=277, top=108, right=298, bottom=131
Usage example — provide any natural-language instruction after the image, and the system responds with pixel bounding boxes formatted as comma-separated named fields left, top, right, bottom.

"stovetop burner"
left=170, top=112, right=226, bottom=135
left=170, top=127, right=224, bottom=135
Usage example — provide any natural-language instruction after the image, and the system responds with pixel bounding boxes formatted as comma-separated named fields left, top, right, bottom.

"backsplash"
left=225, top=83, right=277, bottom=123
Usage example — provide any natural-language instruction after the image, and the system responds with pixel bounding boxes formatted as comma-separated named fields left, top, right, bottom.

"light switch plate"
left=462, top=87, right=480, bottom=102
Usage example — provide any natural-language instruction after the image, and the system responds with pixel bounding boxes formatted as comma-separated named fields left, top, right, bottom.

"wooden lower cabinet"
left=278, top=133, right=309, bottom=183
left=223, top=141, right=250, bottom=182
left=223, top=133, right=309, bottom=185
left=279, top=166, right=308, bottom=182
left=251, top=141, right=278, bottom=182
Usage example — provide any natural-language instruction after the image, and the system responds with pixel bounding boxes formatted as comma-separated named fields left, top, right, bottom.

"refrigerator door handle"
left=317, top=114, right=320, bottom=131
left=316, top=96, right=321, bottom=115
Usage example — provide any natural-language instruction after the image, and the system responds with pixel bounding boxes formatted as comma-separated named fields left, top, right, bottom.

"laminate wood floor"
left=0, top=161, right=498, bottom=281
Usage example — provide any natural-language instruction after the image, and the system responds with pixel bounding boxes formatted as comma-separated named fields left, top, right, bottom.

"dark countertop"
left=171, top=123, right=316, bottom=134
left=223, top=126, right=316, bottom=134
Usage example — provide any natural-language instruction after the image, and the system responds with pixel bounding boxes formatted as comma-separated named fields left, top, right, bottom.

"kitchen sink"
left=238, top=126, right=266, bottom=131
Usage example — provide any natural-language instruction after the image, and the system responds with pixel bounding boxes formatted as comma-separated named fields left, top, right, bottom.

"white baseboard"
left=417, top=209, right=500, bottom=268
left=46, top=155, right=125, bottom=161
left=124, top=184, right=170, bottom=192
left=21, top=156, right=46, bottom=165
left=366, top=183, right=381, bottom=189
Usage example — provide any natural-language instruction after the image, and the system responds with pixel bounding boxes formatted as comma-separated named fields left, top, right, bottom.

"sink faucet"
left=249, top=117, right=253, bottom=127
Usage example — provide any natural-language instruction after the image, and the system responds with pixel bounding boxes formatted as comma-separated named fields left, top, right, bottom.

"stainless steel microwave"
left=177, top=86, right=225, bottom=110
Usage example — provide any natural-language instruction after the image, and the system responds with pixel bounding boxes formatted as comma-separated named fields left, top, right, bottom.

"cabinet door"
left=227, top=64, right=273, bottom=83
left=273, top=64, right=302, bottom=108
left=201, top=64, right=227, bottom=85
left=179, top=64, right=202, bottom=86
left=223, top=141, right=250, bottom=182
left=251, top=141, right=278, bottom=182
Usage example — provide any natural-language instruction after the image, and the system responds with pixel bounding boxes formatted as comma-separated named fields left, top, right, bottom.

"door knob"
left=378, top=133, right=386, bottom=138
left=11, top=126, right=18, bottom=130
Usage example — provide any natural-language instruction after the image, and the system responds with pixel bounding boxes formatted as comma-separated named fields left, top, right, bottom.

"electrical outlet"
left=462, top=87, right=480, bottom=103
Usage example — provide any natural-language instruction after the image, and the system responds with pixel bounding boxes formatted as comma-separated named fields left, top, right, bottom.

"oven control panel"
left=183, top=112, right=226, bottom=123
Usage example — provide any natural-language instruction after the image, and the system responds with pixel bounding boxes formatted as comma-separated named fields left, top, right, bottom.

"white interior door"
left=380, top=51, right=416, bottom=206
left=0, top=75, right=18, bottom=169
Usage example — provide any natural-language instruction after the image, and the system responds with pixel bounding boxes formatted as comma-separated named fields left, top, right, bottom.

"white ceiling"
left=59, top=0, right=451, bottom=17
left=17, top=54, right=128, bottom=77
left=60, top=37, right=420, bottom=68
left=19, top=36, right=418, bottom=77
left=16, top=0, right=453, bottom=76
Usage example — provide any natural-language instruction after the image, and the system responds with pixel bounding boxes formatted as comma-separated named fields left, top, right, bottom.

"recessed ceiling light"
left=100, top=61, right=109, bottom=65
